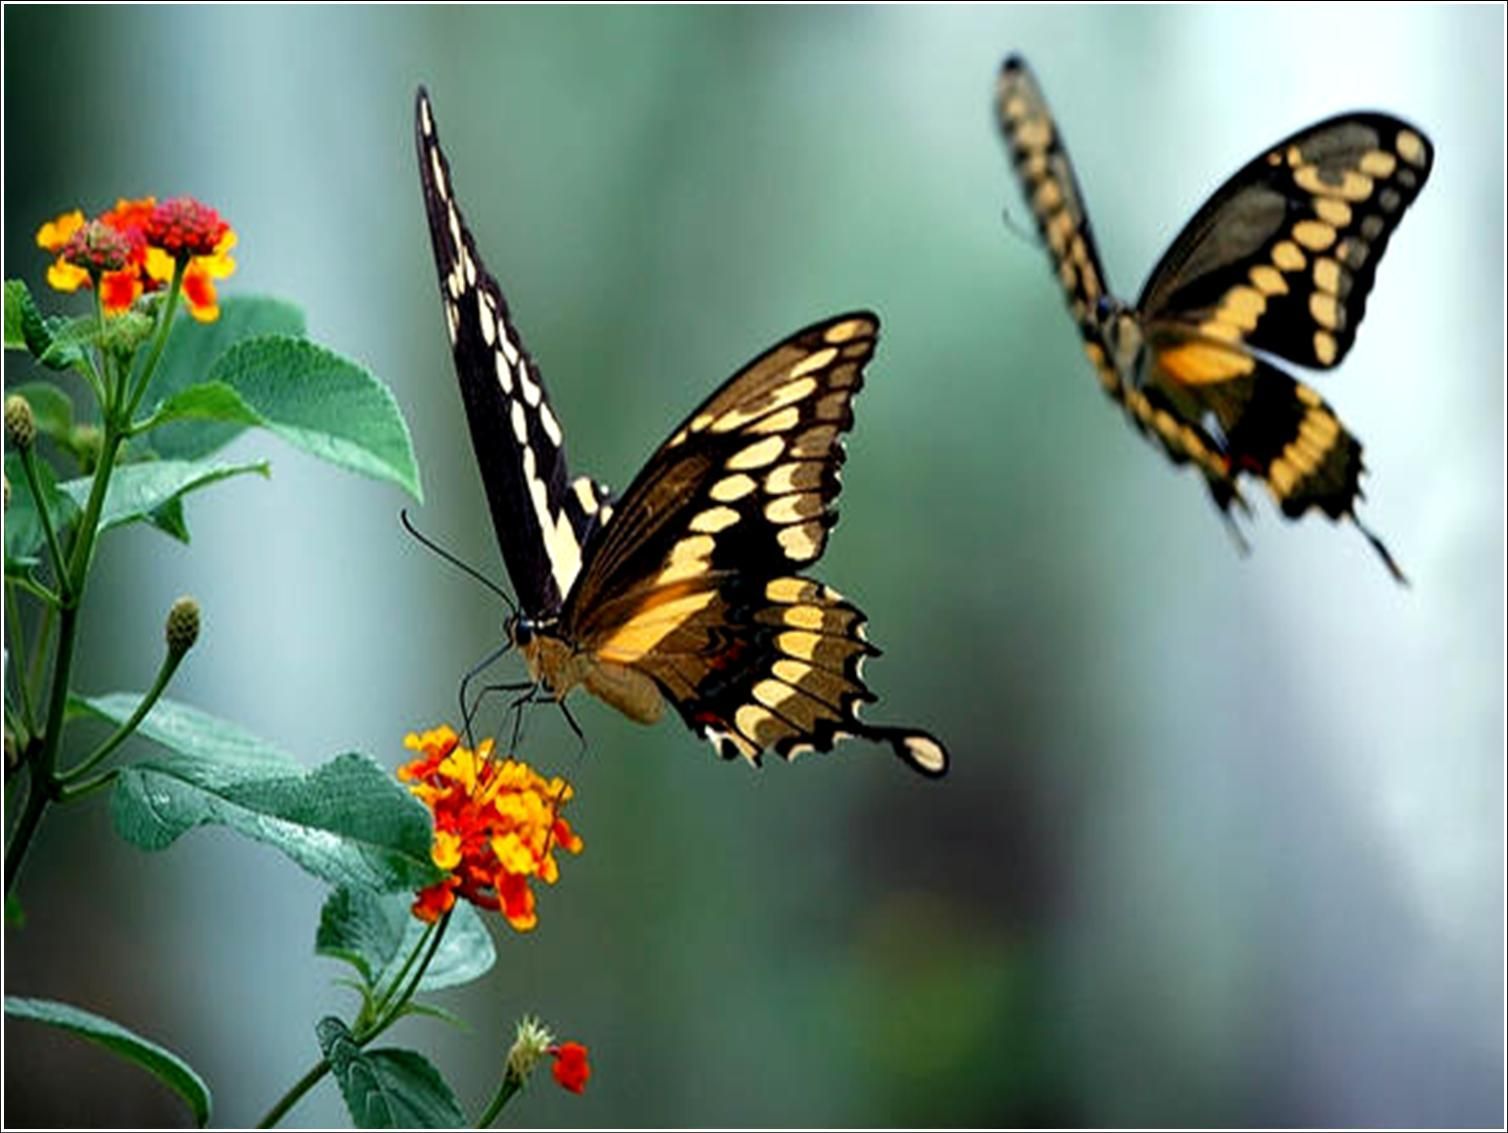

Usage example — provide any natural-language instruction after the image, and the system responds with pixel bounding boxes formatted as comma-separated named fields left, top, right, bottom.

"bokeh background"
left=3, top=5, right=1503, bottom=1128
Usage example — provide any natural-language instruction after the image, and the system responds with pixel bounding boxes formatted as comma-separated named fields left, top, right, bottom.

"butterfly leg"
left=1350, top=511, right=1408, bottom=586
left=555, top=699, right=589, bottom=760
left=457, top=639, right=517, bottom=748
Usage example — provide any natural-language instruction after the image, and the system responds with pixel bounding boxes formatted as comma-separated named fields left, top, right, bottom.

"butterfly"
left=996, top=55, right=1432, bottom=582
left=414, top=87, right=947, bottom=778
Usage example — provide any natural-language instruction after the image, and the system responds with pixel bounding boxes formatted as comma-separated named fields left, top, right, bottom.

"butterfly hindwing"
left=561, top=314, right=947, bottom=777
left=416, top=88, right=602, bottom=617
left=1139, top=113, right=1434, bottom=370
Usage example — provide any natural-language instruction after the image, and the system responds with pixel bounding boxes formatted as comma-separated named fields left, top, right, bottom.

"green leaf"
left=4, top=279, right=52, bottom=357
left=317, top=1019, right=466, bottom=1129
left=6, top=997, right=211, bottom=1126
left=37, top=315, right=101, bottom=370
left=145, top=296, right=306, bottom=459
left=175, top=335, right=420, bottom=500
left=7, top=382, right=74, bottom=442
left=317, top=888, right=495, bottom=994
left=57, top=458, right=269, bottom=542
left=3, top=450, right=79, bottom=567
left=81, top=693, right=441, bottom=893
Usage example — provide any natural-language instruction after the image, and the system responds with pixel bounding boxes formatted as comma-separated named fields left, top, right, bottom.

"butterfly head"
left=1090, top=294, right=1144, bottom=381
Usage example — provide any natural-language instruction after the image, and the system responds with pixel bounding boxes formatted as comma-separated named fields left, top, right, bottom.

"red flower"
left=146, top=197, right=231, bottom=259
left=398, top=725, right=583, bottom=932
left=550, top=1042, right=591, bottom=1094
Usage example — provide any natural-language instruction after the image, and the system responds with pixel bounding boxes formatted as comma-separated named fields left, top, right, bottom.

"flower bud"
left=62, top=219, right=137, bottom=276
left=146, top=198, right=231, bottom=259
left=165, top=596, right=201, bottom=658
left=505, top=1016, right=554, bottom=1083
left=101, top=310, right=154, bottom=356
left=5, top=395, right=36, bottom=450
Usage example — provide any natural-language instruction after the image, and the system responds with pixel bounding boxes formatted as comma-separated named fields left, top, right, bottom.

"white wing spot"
left=572, top=477, right=597, bottom=512
left=494, top=349, right=514, bottom=394
left=538, top=402, right=563, bottom=448
left=519, top=367, right=542, bottom=407
left=510, top=400, right=529, bottom=444
left=522, top=446, right=582, bottom=597
left=477, top=292, right=496, bottom=346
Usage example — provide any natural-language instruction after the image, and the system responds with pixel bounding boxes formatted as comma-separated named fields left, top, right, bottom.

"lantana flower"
left=398, top=725, right=583, bottom=932
left=506, top=1017, right=591, bottom=1096
left=35, top=194, right=236, bottom=322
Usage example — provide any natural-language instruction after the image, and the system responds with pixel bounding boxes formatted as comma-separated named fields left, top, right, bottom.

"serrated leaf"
left=6, top=997, right=211, bottom=1125
left=57, top=458, right=268, bottom=541
left=7, top=381, right=74, bottom=441
left=38, top=315, right=100, bottom=370
left=317, top=887, right=495, bottom=994
left=178, top=336, right=421, bottom=500
left=4, top=279, right=52, bottom=356
left=317, top=1018, right=465, bottom=1128
left=81, top=693, right=441, bottom=893
left=145, top=296, right=306, bottom=459
left=3, top=450, right=79, bottom=567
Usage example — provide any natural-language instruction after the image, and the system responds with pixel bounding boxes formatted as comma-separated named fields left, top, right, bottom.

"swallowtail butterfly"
left=415, top=88, right=947, bottom=778
left=996, top=55, right=1431, bottom=582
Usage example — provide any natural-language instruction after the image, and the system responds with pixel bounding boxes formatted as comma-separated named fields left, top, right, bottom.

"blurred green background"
left=3, top=5, right=1503, bottom=1127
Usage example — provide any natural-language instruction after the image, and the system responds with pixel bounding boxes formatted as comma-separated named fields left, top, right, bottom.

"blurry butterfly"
left=414, top=87, right=947, bottom=777
left=996, top=54, right=1432, bottom=582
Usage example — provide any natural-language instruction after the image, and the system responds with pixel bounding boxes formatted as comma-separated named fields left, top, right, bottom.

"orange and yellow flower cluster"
left=398, top=726, right=583, bottom=932
left=37, top=196, right=236, bottom=322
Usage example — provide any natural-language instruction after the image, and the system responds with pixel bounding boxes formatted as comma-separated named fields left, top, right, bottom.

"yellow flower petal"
left=37, top=210, right=85, bottom=252
left=46, top=259, right=90, bottom=293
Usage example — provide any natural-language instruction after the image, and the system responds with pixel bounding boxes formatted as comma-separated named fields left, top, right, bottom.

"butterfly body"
left=416, top=88, right=946, bottom=778
left=997, top=55, right=1431, bottom=579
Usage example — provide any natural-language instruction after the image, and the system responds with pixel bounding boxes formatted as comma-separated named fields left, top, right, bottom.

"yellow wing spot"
left=689, top=411, right=715, bottom=433
left=1220, top=286, right=1266, bottom=331
left=1285, top=144, right=1304, bottom=167
left=1272, top=240, right=1307, bottom=272
left=1158, top=341, right=1258, bottom=385
left=1250, top=265, right=1288, bottom=296
left=1014, top=117, right=1053, bottom=151
left=788, top=349, right=838, bottom=381
left=766, top=461, right=822, bottom=495
left=711, top=377, right=814, bottom=433
left=777, top=521, right=825, bottom=562
left=1268, top=457, right=1299, bottom=499
left=766, top=578, right=819, bottom=604
left=1395, top=129, right=1427, bottom=167
left=1044, top=210, right=1075, bottom=254
left=734, top=704, right=782, bottom=748
left=689, top=506, right=741, bottom=534
left=1001, top=94, right=1029, bottom=122
left=596, top=589, right=717, bottom=663
left=1292, top=220, right=1337, bottom=251
left=765, top=493, right=824, bottom=524
left=1309, top=292, right=1342, bottom=331
left=1295, top=384, right=1323, bottom=408
left=771, top=658, right=815, bottom=687
left=789, top=425, right=839, bottom=459
left=657, top=535, right=716, bottom=585
left=726, top=435, right=786, bottom=471
left=1359, top=149, right=1398, bottom=178
left=1313, top=330, right=1338, bottom=365
left=1300, top=411, right=1339, bottom=447
left=1294, top=164, right=1374, bottom=202
left=1033, top=178, right=1064, bottom=212
left=710, top=473, right=758, bottom=502
left=748, top=405, right=802, bottom=435
left=902, top=736, right=947, bottom=775
left=666, top=426, right=689, bottom=448
left=778, top=604, right=829, bottom=630
left=752, top=679, right=797, bottom=711
left=1313, top=197, right=1353, bottom=227
left=823, top=319, right=870, bottom=344
left=1313, top=257, right=1343, bottom=294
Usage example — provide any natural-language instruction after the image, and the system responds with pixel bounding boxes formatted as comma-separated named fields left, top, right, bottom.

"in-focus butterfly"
left=415, top=88, right=947, bottom=777
left=996, top=55, right=1432, bottom=582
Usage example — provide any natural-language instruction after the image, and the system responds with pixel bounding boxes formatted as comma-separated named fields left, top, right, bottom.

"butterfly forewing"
left=416, top=88, right=610, bottom=617
left=1139, top=114, right=1434, bottom=370
left=560, top=314, right=947, bottom=777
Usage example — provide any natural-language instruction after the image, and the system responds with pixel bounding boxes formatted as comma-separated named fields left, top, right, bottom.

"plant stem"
left=5, top=581, right=38, bottom=738
left=16, top=447, right=71, bottom=603
left=475, top=1073, right=523, bottom=1127
left=57, top=768, right=117, bottom=802
left=128, top=258, right=184, bottom=417
left=254, top=911, right=454, bottom=1128
left=59, top=650, right=182, bottom=785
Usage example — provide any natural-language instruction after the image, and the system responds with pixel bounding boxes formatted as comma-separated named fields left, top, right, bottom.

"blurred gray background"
left=3, top=5, right=1503, bottom=1127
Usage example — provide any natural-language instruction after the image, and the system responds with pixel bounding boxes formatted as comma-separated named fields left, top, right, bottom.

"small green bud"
left=100, top=310, right=154, bottom=357
left=5, top=395, right=36, bottom=450
left=166, top=596, right=201, bottom=657
left=70, top=424, right=103, bottom=473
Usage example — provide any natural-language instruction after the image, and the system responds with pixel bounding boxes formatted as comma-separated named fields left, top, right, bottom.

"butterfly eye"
left=511, top=618, right=534, bottom=647
left=1094, top=295, right=1114, bottom=322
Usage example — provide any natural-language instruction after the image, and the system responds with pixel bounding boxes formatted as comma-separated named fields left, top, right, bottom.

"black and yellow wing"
left=416, top=88, right=612, bottom=618
left=559, top=314, right=948, bottom=778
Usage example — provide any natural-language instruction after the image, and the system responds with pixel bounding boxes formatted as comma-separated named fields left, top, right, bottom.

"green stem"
left=59, top=649, right=182, bottom=785
left=254, top=911, right=454, bottom=1128
left=27, top=603, right=57, bottom=703
left=475, top=1073, right=523, bottom=1128
left=16, top=447, right=71, bottom=601
left=7, top=574, right=61, bottom=608
left=5, top=581, right=38, bottom=738
left=368, top=918, right=437, bottom=1023
left=3, top=425, right=124, bottom=896
left=57, top=767, right=117, bottom=803
left=90, top=285, right=116, bottom=410
left=127, top=258, right=185, bottom=418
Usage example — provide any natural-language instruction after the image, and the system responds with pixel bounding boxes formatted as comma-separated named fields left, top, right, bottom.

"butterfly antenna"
left=1351, top=512, right=1409, bottom=587
left=400, top=509, right=518, bottom=616
left=1001, top=203, right=1039, bottom=248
